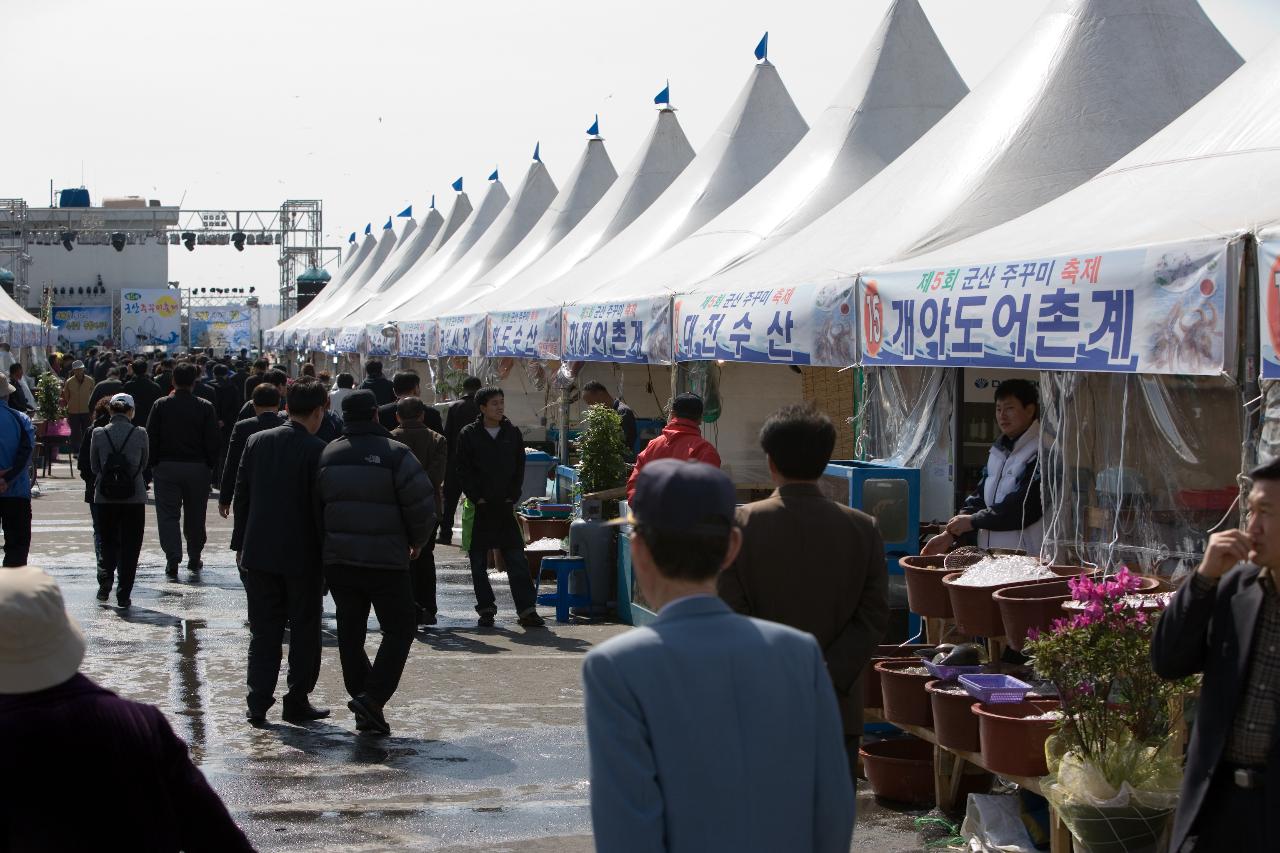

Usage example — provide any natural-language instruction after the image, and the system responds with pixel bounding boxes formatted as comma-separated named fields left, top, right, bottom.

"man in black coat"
left=218, top=384, right=285, bottom=516
left=239, top=358, right=269, bottom=402
left=209, top=363, right=242, bottom=482
left=237, top=368, right=287, bottom=421
left=1153, top=459, right=1280, bottom=852
left=232, top=378, right=329, bottom=726
left=146, top=363, right=220, bottom=578
left=377, top=370, right=444, bottom=434
left=121, top=359, right=162, bottom=427
left=455, top=387, right=543, bottom=628
left=581, top=380, right=638, bottom=460
left=439, top=376, right=482, bottom=545
left=88, top=367, right=125, bottom=411
left=359, top=360, right=395, bottom=407
left=317, top=390, right=435, bottom=735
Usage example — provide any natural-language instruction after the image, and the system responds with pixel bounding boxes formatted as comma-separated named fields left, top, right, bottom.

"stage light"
left=111, top=232, right=126, bottom=252
left=182, top=232, right=196, bottom=252
left=232, top=231, right=246, bottom=251
left=78, top=287, right=85, bottom=295
left=61, top=231, right=76, bottom=252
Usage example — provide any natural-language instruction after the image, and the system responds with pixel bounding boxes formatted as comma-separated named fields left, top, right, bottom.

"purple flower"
left=1027, top=627, right=1041, bottom=642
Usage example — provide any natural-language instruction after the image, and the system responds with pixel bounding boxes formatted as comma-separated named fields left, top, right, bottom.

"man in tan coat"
left=717, top=403, right=888, bottom=774
left=61, top=360, right=96, bottom=454
left=392, top=396, right=448, bottom=627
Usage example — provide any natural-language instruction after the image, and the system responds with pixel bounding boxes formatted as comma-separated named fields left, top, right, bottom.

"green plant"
left=35, top=371, right=65, bottom=423
left=574, top=404, right=627, bottom=493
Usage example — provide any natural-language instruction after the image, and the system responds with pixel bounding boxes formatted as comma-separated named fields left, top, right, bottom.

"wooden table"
left=865, top=708, right=1073, bottom=852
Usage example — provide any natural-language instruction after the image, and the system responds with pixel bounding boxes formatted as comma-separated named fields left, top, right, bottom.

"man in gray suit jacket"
left=583, top=459, right=854, bottom=853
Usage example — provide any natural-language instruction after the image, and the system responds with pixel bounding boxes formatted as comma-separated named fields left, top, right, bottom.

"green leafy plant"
left=574, top=404, right=627, bottom=494
left=35, top=371, right=65, bottom=423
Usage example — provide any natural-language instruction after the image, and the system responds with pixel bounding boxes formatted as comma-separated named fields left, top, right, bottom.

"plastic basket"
left=922, top=659, right=985, bottom=682
left=958, top=674, right=1031, bottom=704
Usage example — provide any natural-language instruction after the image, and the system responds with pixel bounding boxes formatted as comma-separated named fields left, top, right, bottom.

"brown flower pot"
left=861, top=644, right=933, bottom=710
left=993, top=580, right=1072, bottom=652
left=875, top=660, right=934, bottom=727
left=926, top=679, right=980, bottom=752
left=859, top=736, right=993, bottom=806
left=973, top=699, right=1062, bottom=778
left=901, top=555, right=955, bottom=618
left=942, top=572, right=1036, bottom=637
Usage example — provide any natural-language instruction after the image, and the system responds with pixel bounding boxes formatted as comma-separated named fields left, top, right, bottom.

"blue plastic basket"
left=958, top=674, right=1032, bottom=704
left=922, top=659, right=985, bottom=682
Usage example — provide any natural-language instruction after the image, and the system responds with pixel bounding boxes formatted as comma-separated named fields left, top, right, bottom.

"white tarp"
left=300, top=220, right=405, bottom=334
left=674, top=0, right=1243, bottom=365
left=275, top=231, right=376, bottom=339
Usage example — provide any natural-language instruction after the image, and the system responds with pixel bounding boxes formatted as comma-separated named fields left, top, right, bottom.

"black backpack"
left=99, top=426, right=140, bottom=500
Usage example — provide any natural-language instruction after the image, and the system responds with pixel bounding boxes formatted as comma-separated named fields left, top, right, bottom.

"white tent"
left=572, top=0, right=967, bottom=308
left=274, top=231, right=378, bottom=338
left=663, top=0, right=1243, bottom=366
left=359, top=203, right=447, bottom=299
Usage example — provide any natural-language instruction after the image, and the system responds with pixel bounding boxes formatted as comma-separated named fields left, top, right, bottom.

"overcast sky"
left=7, top=0, right=1279, bottom=302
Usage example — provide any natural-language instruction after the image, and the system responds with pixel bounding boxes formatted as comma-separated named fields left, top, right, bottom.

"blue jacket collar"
left=655, top=594, right=731, bottom=624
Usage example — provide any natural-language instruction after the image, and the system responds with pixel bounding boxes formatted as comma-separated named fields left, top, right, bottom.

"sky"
left=6, top=0, right=1279, bottom=303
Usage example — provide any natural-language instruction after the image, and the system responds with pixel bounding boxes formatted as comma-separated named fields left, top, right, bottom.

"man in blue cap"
left=582, top=459, right=854, bottom=853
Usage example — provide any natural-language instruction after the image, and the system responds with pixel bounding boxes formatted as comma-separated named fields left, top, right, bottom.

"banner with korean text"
left=1259, top=233, right=1280, bottom=379
left=334, top=325, right=363, bottom=354
left=437, top=314, right=488, bottom=358
left=120, top=289, right=182, bottom=349
left=189, top=306, right=252, bottom=351
left=562, top=297, right=672, bottom=364
left=398, top=320, right=436, bottom=359
left=51, top=306, right=113, bottom=350
left=489, top=308, right=562, bottom=360
left=673, top=281, right=856, bottom=366
left=860, top=239, right=1230, bottom=375
left=365, top=324, right=395, bottom=357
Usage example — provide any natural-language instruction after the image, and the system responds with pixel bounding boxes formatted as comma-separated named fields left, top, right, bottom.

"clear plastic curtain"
left=858, top=366, right=955, bottom=467
left=1039, top=372, right=1244, bottom=579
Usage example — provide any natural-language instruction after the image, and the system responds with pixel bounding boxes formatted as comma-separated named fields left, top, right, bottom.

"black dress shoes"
left=347, top=694, right=390, bottom=736
left=281, top=699, right=331, bottom=724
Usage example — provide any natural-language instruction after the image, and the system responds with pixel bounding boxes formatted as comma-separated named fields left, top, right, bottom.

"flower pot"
left=943, top=571, right=1053, bottom=637
left=973, top=699, right=1062, bottom=778
left=1046, top=563, right=1099, bottom=579
left=859, top=736, right=993, bottom=806
left=861, top=644, right=933, bottom=710
left=1056, top=800, right=1175, bottom=853
left=926, top=679, right=980, bottom=752
left=901, top=555, right=954, bottom=618
left=993, top=580, right=1072, bottom=651
left=517, top=514, right=571, bottom=544
left=875, top=660, right=934, bottom=727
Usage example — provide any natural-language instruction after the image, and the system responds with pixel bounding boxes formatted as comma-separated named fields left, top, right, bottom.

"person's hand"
left=409, top=545, right=422, bottom=559
left=945, top=515, right=974, bottom=536
left=922, top=532, right=953, bottom=556
left=218, top=503, right=231, bottom=519
left=1198, top=529, right=1251, bottom=579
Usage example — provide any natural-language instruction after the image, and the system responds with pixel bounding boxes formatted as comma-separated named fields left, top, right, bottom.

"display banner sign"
left=189, top=305, right=252, bottom=351
left=437, top=314, right=487, bottom=357
left=365, top=324, right=395, bottom=357
left=51, top=306, right=113, bottom=349
left=562, top=296, right=672, bottom=364
left=120, top=289, right=182, bottom=348
left=489, top=307, right=561, bottom=360
left=398, top=320, right=436, bottom=359
left=860, top=239, right=1230, bottom=375
left=1259, top=233, right=1280, bottom=379
left=674, top=281, right=856, bottom=366
left=334, top=325, right=363, bottom=354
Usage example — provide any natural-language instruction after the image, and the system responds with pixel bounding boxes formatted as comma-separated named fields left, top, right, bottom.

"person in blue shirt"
left=0, top=374, right=36, bottom=566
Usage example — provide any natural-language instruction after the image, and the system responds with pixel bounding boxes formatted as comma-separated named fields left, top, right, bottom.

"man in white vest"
left=925, top=379, right=1043, bottom=556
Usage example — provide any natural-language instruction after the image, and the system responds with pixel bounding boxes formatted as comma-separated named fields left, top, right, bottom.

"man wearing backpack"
left=90, top=394, right=149, bottom=607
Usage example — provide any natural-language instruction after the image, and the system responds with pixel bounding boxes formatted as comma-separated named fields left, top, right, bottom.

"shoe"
left=347, top=694, right=390, bottom=736
left=96, top=587, right=110, bottom=602
left=421, top=613, right=438, bottom=627
left=477, top=611, right=496, bottom=628
left=281, top=699, right=331, bottom=724
left=517, top=609, right=546, bottom=628
left=165, top=563, right=179, bottom=579
left=245, top=708, right=268, bottom=727
left=116, top=595, right=131, bottom=608
left=436, top=529, right=452, bottom=546
left=187, top=560, right=203, bottom=574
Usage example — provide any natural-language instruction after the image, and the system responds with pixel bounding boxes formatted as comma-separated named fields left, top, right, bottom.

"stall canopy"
left=575, top=0, right=968, bottom=310
left=669, top=0, right=1242, bottom=367
left=359, top=203, right=446, bottom=298
left=274, top=230, right=377, bottom=340
left=0, top=286, right=45, bottom=347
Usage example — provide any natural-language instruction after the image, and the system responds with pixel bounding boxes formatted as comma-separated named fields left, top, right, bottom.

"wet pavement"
left=27, top=467, right=933, bottom=851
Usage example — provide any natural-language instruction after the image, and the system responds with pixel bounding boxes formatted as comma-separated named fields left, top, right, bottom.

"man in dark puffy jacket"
left=317, top=389, right=435, bottom=736
left=455, top=387, right=544, bottom=628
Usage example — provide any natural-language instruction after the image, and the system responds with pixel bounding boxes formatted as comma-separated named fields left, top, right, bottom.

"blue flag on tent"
left=452, top=177, right=464, bottom=192
left=754, top=32, right=768, bottom=61
left=587, top=115, right=599, bottom=136
left=533, top=142, right=541, bottom=162
left=383, top=217, right=392, bottom=230
left=364, top=223, right=372, bottom=235
left=397, top=205, right=412, bottom=218
left=348, top=232, right=356, bottom=244
left=430, top=194, right=436, bottom=209
left=488, top=168, right=499, bottom=181
left=654, top=81, right=670, bottom=106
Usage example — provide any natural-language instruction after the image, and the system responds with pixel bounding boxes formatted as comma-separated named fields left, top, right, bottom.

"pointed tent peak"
left=430, top=194, right=436, bottom=210
left=364, top=223, right=372, bottom=235
left=754, top=32, right=768, bottom=62
left=452, top=177, right=464, bottom=192
left=853, top=0, right=966, bottom=110
left=348, top=232, right=356, bottom=244
left=587, top=115, right=599, bottom=137
left=489, top=168, right=499, bottom=182
left=383, top=217, right=393, bottom=230
left=397, top=205, right=413, bottom=218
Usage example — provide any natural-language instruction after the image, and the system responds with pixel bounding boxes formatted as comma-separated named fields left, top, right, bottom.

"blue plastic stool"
left=536, top=556, right=593, bottom=623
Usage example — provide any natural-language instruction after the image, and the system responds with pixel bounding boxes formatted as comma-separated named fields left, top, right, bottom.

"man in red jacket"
left=626, top=393, right=721, bottom=500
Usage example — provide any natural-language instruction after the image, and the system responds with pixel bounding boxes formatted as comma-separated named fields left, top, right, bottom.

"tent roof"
left=276, top=230, right=377, bottom=331
left=366, top=205, right=446, bottom=297
left=681, top=0, right=1243, bottom=299
left=575, top=0, right=967, bottom=306
left=299, top=216, right=410, bottom=329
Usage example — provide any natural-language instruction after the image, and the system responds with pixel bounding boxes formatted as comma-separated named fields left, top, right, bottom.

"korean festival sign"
left=489, top=308, right=561, bottom=359
left=51, top=305, right=113, bottom=349
left=120, top=289, right=182, bottom=349
left=398, top=320, right=436, bottom=359
left=674, top=281, right=857, bottom=366
left=562, top=297, right=673, bottom=364
left=334, top=325, right=363, bottom=354
left=189, top=305, right=252, bottom=351
left=437, top=314, right=488, bottom=357
left=1258, top=232, right=1280, bottom=379
left=365, top=324, right=395, bottom=357
left=860, top=239, right=1230, bottom=375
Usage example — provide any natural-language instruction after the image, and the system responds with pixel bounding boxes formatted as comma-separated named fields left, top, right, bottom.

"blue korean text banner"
left=189, top=305, right=252, bottom=351
left=673, top=281, right=856, bottom=366
left=398, top=320, right=436, bottom=358
left=52, top=306, right=113, bottom=349
left=860, top=239, right=1230, bottom=375
left=365, top=324, right=394, bottom=357
left=489, top=308, right=561, bottom=360
left=437, top=314, right=487, bottom=358
left=562, top=297, right=672, bottom=364
left=1259, top=234, right=1280, bottom=380
left=334, top=325, right=363, bottom=354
